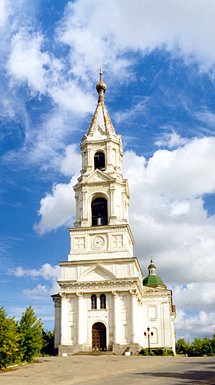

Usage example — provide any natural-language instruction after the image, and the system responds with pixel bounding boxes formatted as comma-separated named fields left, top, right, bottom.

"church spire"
left=96, top=66, right=107, bottom=103
left=85, top=68, right=115, bottom=136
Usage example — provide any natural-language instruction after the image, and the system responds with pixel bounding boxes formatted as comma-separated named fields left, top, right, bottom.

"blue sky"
left=0, top=0, right=215, bottom=340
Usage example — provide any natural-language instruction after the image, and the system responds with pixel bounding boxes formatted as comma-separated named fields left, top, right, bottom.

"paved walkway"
left=0, top=355, right=215, bottom=385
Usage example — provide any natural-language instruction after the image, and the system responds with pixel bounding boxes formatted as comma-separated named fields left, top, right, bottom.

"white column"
left=110, top=187, right=115, bottom=217
left=87, top=148, right=91, bottom=171
left=82, top=190, right=87, bottom=221
left=74, top=195, right=79, bottom=226
left=53, top=296, right=61, bottom=349
left=61, top=295, right=70, bottom=345
left=171, top=317, right=176, bottom=355
left=77, top=293, right=84, bottom=345
left=130, top=290, right=139, bottom=343
left=113, top=292, right=121, bottom=344
left=109, top=185, right=116, bottom=226
left=106, top=145, right=111, bottom=169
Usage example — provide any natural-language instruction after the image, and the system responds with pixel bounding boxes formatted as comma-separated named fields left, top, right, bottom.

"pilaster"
left=76, top=292, right=84, bottom=345
left=52, top=295, right=61, bottom=349
left=113, top=291, right=121, bottom=344
left=61, top=294, right=70, bottom=345
left=130, top=290, right=139, bottom=343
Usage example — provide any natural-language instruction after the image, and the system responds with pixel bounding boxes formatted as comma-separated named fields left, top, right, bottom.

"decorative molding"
left=52, top=294, right=61, bottom=305
left=74, top=237, right=85, bottom=250
left=129, top=289, right=137, bottom=296
left=68, top=224, right=134, bottom=244
left=58, top=279, right=140, bottom=293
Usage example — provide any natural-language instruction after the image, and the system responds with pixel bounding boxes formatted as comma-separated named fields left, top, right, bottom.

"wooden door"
left=92, top=322, right=106, bottom=351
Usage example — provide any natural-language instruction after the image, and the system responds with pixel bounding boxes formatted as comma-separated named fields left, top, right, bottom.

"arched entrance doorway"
left=92, top=322, right=107, bottom=351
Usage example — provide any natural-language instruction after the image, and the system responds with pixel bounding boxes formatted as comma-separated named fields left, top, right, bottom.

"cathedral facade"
left=52, top=72, right=176, bottom=355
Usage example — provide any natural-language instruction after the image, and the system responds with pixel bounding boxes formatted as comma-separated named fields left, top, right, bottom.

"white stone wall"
left=141, top=290, right=176, bottom=351
left=68, top=226, right=134, bottom=261
left=59, top=259, right=141, bottom=282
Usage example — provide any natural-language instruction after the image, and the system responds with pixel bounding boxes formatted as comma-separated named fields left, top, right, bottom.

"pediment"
left=78, top=264, right=116, bottom=282
left=81, top=169, right=114, bottom=185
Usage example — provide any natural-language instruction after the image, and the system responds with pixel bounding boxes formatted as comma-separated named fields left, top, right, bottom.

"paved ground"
left=0, top=355, right=215, bottom=385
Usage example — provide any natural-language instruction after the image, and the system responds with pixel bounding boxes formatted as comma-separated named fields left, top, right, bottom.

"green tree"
left=188, top=337, right=214, bottom=356
left=0, top=307, right=20, bottom=369
left=41, top=330, right=54, bottom=356
left=210, top=333, right=215, bottom=354
left=19, top=306, right=43, bottom=362
left=176, top=338, right=189, bottom=354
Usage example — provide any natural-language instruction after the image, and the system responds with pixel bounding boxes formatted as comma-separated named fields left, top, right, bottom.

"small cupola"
left=148, top=259, right=156, bottom=275
left=143, top=259, right=166, bottom=288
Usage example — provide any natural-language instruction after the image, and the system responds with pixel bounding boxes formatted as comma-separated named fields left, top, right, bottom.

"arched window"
left=91, top=294, right=97, bottom=309
left=94, top=151, right=105, bottom=170
left=91, top=197, right=108, bottom=226
left=100, top=294, right=106, bottom=309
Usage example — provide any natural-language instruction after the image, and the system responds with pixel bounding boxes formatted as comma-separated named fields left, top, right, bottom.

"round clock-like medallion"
left=93, top=236, right=104, bottom=249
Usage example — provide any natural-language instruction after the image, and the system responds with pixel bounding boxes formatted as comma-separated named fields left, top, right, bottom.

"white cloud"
left=57, top=0, right=215, bottom=79
left=23, top=284, right=49, bottom=298
left=22, top=282, right=60, bottom=299
left=175, top=309, right=215, bottom=340
left=60, top=144, right=81, bottom=177
left=57, top=1, right=131, bottom=81
left=141, top=137, right=215, bottom=199
left=33, top=145, right=81, bottom=233
left=5, top=0, right=215, bottom=173
left=34, top=177, right=77, bottom=234
left=9, top=263, right=60, bottom=280
left=4, top=107, right=83, bottom=172
left=9, top=263, right=60, bottom=299
left=7, top=30, right=50, bottom=93
left=23, top=110, right=73, bottom=169
left=0, top=0, right=9, bottom=28
left=155, top=131, right=189, bottom=148
left=174, top=282, right=215, bottom=310
left=114, top=99, right=149, bottom=125
left=122, top=141, right=215, bottom=285
left=50, top=81, right=95, bottom=114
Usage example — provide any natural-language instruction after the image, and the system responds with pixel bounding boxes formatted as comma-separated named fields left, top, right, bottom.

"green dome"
left=143, top=274, right=166, bottom=288
left=143, top=259, right=166, bottom=288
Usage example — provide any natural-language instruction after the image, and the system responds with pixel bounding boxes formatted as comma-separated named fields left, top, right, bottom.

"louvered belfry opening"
left=94, top=151, right=105, bottom=170
left=91, top=197, right=108, bottom=226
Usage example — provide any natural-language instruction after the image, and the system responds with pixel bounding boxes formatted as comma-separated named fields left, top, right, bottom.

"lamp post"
left=144, top=327, right=153, bottom=355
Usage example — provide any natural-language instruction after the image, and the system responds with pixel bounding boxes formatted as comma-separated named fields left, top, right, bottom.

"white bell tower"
left=69, top=69, right=133, bottom=261
left=52, top=70, right=176, bottom=356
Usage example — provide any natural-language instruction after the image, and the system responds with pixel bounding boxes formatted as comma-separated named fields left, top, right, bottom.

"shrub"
left=0, top=307, right=20, bottom=369
left=139, top=348, right=149, bottom=355
left=176, top=334, right=215, bottom=357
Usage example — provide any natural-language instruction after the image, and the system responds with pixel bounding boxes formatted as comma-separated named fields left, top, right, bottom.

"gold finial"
left=96, top=66, right=107, bottom=102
